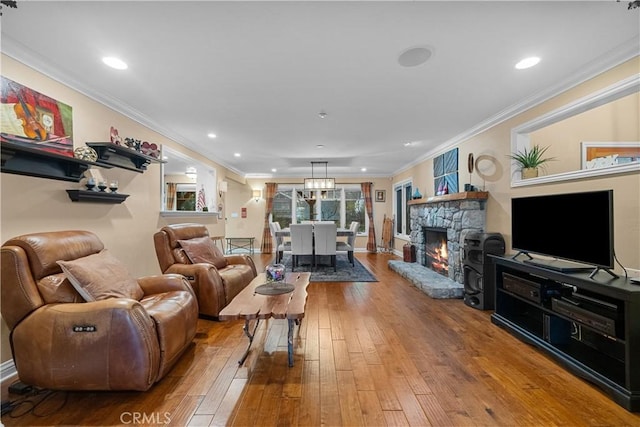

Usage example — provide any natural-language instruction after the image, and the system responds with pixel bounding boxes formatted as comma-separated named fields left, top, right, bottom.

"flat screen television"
left=511, top=190, right=615, bottom=275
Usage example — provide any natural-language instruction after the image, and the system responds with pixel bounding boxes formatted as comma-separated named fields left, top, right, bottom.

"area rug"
left=277, top=254, right=377, bottom=282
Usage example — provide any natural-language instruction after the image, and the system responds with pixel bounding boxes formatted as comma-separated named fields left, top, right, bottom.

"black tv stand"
left=490, top=255, right=640, bottom=412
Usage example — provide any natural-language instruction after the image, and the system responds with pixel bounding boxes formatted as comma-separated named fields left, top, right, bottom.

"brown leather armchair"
left=153, top=223, right=257, bottom=319
left=1, top=230, right=198, bottom=391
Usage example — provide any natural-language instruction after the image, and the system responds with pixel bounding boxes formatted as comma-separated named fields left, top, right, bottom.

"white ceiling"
left=2, top=1, right=638, bottom=178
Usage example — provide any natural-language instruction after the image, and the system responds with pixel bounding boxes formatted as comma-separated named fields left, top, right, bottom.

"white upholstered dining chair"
left=313, top=222, right=337, bottom=271
left=290, top=224, right=314, bottom=271
left=336, top=221, right=358, bottom=266
left=270, top=222, right=291, bottom=264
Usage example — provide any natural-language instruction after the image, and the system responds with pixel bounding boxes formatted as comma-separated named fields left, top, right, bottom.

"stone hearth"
left=388, top=192, right=489, bottom=299
left=388, top=260, right=463, bottom=299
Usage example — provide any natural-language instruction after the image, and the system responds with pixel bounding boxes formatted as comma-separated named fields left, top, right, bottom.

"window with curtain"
left=272, top=185, right=366, bottom=233
left=394, top=180, right=412, bottom=237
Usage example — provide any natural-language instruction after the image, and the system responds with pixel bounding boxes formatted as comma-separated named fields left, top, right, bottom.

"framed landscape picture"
left=0, top=76, right=74, bottom=156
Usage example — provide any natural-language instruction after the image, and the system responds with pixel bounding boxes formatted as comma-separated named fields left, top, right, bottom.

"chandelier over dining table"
left=304, top=161, right=335, bottom=190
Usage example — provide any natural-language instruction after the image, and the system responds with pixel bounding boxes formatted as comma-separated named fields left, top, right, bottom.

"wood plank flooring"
left=2, top=252, right=639, bottom=426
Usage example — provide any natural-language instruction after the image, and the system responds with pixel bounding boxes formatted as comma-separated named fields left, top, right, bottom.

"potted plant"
left=508, top=144, right=555, bottom=179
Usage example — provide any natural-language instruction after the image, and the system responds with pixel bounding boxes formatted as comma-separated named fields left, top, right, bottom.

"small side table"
left=225, top=237, right=255, bottom=255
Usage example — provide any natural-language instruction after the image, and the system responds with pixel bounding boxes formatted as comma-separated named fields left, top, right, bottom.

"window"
left=272, top=185, right=367, bottom=233
left=176, top=184, right=196, bottom=211
left=272, top=188, right=294, bottom=228
left=394, top=180, right=412, bottom=237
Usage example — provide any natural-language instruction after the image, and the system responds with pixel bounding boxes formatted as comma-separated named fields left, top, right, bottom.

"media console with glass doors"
left=490, top=255, right=640, bottom=412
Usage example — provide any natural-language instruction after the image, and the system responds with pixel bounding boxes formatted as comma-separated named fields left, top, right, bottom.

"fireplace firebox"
left=423, top=227, right=449, bottom=277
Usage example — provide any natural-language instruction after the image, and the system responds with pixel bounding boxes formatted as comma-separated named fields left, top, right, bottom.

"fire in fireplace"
left=424, top=227, right=449, bottom=277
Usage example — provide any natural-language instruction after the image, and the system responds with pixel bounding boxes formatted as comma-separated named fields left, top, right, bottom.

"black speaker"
left=462, top=232, right=505, bottom=310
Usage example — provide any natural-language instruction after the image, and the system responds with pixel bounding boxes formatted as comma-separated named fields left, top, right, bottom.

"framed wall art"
left=375, top=190, right=386, bottom=202
left=434, top=147, right=459, bottom=195
left=0, top=76, right=74, bottom=156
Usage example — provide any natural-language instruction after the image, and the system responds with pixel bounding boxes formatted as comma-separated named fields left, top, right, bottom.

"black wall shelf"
left=86, top=142, right=165, bottom=173
left=66, top=190, right=129, bottom=204
left=1, top=141, right=93, bottom=182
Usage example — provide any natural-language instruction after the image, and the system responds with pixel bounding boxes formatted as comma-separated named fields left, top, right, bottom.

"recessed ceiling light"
left=102, top=56, right=128, bottom=70
left=234, top=153, right=241, bottom=157
left=515, top=56, right=541, bottom=70
left=403, top=142, right=412, bottom=147
left=398, top=46, right=433, bottom=67
left=271, top=168, right=277, bottom=172
left=361, top=167, right=367, bottom=172
left=316, top=144, right=324, bottom=149
left=318, top=111, right=327, bottom=119
left=207, top=133, right=217, bottom=139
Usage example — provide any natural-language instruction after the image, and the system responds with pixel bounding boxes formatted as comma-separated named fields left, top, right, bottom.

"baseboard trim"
left=1, top=359, right=17, bottom=384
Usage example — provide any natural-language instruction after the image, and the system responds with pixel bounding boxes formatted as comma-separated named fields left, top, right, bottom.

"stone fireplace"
left=388, top=192, right=489, bottom=298
left=410, top=192, right=488, bottom=284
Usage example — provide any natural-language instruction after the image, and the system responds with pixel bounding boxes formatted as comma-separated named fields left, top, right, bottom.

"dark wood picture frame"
left=375, top=190, right=386, bottom=202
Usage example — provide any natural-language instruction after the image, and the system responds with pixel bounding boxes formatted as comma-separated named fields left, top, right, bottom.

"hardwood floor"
left=2, top=252, right=639, bottom=426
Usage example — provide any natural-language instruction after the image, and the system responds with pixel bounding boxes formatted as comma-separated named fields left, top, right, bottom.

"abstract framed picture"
left=433, top=147, right=459, bottom=195
left=581, top=141, right=640, bottom=170
left=0, top=76, right=73, bottom=156
left=375, top=190, right=386, bottom=202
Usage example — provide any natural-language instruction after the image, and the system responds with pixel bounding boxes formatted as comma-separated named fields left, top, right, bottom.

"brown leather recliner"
left=1, top=230, right=198, bottom=391
left=153, top=223, right=257, bottom=319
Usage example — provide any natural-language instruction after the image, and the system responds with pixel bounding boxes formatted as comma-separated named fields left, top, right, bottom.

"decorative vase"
left=266, top=264, right=285, bottom=282
left=522, top=167, right=539, bottom=179
left=412, top=188, right=422, bottom=199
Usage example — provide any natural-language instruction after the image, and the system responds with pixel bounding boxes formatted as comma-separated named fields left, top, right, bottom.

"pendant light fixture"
left=304, top=161, right=335, bottom=190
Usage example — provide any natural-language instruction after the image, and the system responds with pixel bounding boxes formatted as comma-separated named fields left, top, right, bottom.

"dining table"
left=274, top=227, right=354, bottom=238
left=274, top=226, right=354, bottom=269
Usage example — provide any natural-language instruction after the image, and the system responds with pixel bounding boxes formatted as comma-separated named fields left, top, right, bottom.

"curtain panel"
left=261, top=182, right=277, bottom=253
left=361, top=182, right=377, bottom=253
left=165, top=183, right=177, bottom=211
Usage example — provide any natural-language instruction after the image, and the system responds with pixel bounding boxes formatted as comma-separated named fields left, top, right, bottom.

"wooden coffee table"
left=219, top=272, right=310, bottom=367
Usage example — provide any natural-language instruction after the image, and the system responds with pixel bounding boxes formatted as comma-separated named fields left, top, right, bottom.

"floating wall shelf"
left=66, top=190, right=129, bottom=204
left=1, top=141, right=93, bottom=182
left=86, top=142, right=165, bottom=173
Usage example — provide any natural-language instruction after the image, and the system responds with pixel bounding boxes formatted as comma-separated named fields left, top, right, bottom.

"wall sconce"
left=252, top=189, right=262, bottom=202
left=218, top=180, right=228, bottom=198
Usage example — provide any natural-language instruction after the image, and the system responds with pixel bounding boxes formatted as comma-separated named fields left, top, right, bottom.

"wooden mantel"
left=408, top=191, right=488, bottom=206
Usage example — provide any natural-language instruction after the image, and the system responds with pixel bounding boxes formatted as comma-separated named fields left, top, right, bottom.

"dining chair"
left=336, top=221, right=358, bottom=266
left=290, top=224, right=314, bottom=271
left=270, top=222, right=291, bottom=263
left=314, top=222, right=337, bottom=271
